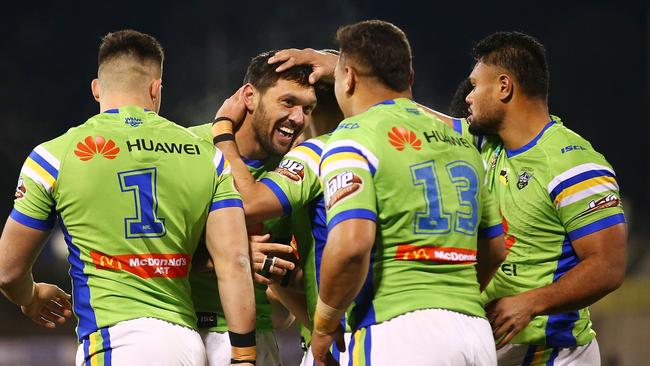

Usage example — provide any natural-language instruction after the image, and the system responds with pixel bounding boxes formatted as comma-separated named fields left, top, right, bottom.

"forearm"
left=0, top=272, right=35, bottom=306
left=269, top=279, right=310, bottom=329
left=476, top=235, right=506, bottom=291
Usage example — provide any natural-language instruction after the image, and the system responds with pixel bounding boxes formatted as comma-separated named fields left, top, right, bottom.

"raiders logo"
left=15, top=177, right=26, bottom=199
left=325, top=171, right=362, bottom=209
left=274, top=159, right=305, bottom=182
left=517, top=171, right=532, bottom=190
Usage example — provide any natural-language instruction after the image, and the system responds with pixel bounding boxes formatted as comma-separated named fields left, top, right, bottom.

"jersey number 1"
left=411, top=160, right=478, bottom=236
left=118, top=168, right=166, bottom=238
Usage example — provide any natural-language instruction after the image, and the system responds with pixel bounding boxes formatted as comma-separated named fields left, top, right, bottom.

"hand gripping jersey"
left=187, top=123, right=287, bottom=333
left=11, top=106, right=242, bottom=341
left=320, top=98, right=503, bottom=331
left=478, top=118, right=625, bottom=347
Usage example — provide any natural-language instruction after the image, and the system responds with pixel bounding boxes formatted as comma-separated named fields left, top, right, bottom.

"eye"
left=282, top=98, right=294, bottom=108
left=303, top=106, right=314, bottom=115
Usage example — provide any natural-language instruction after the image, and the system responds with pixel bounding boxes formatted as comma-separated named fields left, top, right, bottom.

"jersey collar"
left=505, top=120, right=556, bottom=158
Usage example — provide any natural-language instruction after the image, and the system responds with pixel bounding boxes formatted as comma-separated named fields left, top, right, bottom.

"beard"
left=468, top=106, right=504, bottom=136
left=251, top=101, right=293, bottom=157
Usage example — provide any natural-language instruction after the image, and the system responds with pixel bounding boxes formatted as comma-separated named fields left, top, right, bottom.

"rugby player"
left=465, top=31, right=627, bottom=365
left=189, top=50, right=317, bottom=365
left=0, top=30, right=256, bottom=366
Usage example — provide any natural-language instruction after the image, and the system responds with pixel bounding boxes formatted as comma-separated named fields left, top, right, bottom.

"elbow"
left=0, top=267, right=22, bottom=290
left=604, top=268, right=625, bottom=293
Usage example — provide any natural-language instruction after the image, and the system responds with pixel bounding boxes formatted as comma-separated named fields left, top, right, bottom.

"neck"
left=236, top=116, right=268, bottom=160
left=346, top=84, right=412, bottom=117
left=99, top=93, right=155, bottom=113
left=498, top=98, right=551, bottom=151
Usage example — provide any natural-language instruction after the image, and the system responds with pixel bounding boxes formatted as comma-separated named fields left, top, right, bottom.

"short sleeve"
left=11, top=145, right=59, bottom=230
left=209, top=148, right=243, bottom=211
left=320, top=131, right=379, bottom=232
left=477, top=181, right=503, bottom=238
left=547, top=161, right=625, bottom=241
left=259, top=138, right=325, bottom=215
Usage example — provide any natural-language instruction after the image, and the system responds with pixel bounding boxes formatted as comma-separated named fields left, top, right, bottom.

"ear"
left=498, top=74, right=514, bottom=102
left=242, top=83, right=257, bottom=112
left=91, top=79, right=100, bottom=102
left=408, top=66, right=415, bottom=87
left=150, top=78, right=162, bottom=102
left=344, top=65, right=356, bottom=95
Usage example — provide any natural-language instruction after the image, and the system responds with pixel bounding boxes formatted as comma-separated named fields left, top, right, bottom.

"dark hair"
left=448, top=78, right=473, bottom=118
left=472, top=31, right=549, bottom=99
left=336, top=20, right=412, bottom=92
left=98, top=30, right=164, bottom=67
left=244, top=50, right=313, bottom=93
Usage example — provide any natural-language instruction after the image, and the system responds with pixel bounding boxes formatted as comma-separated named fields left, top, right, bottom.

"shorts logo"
left=274, top=159, right=305, bottom=182
left=14, top=177, right=26, bottom=199
left=388, top=126, right=422, bottom=151
left=74, top=136, right=120, bottom=161
left=395, top=244, right=477, bottom=264
left=325, top=171, right=362, bottom=209
left=517, top=171, right=533, bottom=190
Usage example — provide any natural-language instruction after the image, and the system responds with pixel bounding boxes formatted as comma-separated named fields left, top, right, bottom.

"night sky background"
left=0, top=0, right=647, bottom=356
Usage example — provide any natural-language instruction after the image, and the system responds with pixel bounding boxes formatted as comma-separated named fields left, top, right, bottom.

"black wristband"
left=229, top=330, right=256, bottom=348
left=230, top=360, right=256, bottom=365
left=213, top=133, right=235, bottom=144
left=213, top=116, right=236, bottom=125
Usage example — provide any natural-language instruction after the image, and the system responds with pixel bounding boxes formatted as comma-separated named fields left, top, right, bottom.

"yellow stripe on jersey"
left=553, top=176, right=617, bottom=206
left=292, top=145, right=321, bottom=165
left=24, top=158, right=56, bottom=188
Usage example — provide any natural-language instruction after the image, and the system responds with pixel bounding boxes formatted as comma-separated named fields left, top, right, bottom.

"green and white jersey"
left=187, top=123, right=287, bottom=332
left=260, top=134, right=330, bottom=342
left=477, top=119, right=625, bottom=347
left=318, top=98, right=502, bottom=331
left=11, top=106, right=241, bottom=341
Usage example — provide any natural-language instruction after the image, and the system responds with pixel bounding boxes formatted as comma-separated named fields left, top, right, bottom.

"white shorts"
left=201, top=329, right=280, bottom=366
left=497, top=339, right=600, bottom=366
left=301, top=332, right=352, bottom=366
left=75, top=317, right=206, bottom=366
left=345, top=308, right=496, bottom=366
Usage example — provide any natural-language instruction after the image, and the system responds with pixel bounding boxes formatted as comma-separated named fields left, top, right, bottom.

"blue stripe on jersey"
left=215, top=156, right=225, bottom=177
left=452, top=118, right=463, bottom=135
left=365, top=326, right=373, bottom=366
left=567, top=213, right=626, bottom=241
left=505, top=121, right=555, bottom=158
left=353, top=247, right=376, bottom=330
left=547, top=347, right=559, bottom=365
left=10, top=208, right=54, bottom=230
left=327, top=209, right=377, bottom=233
left=347, top=332, right=356, bottom=366
left=210, top=198, right=243, bottom=211
left=478, top=223, right=503, bottom=239
left=320, top=146, right=376, bottom=176
left=242, top=156, right=265, bottom=169
left=310, top=197, right=328, bottom=288
left=28, top=150, right=59, bottom=178
left=476, top=135, right=485, bottom=153
left=373, top=99, right=396, bottom=106
left=58, top=214, right=98, bottom=340
left=83, top=338, right=90, bottom=364
left=100, top=327, right=113, bottom=366
left=546, top=236, right=579, bottom=347
left=521, top=345, right=537, bottom=366
left=259, top=178, right=292, bottom=215
left=104, top=109, right=119, bottom=114
left=300, top=141, right=323, bottom=156
left=548, top=169, right=616, bottom=202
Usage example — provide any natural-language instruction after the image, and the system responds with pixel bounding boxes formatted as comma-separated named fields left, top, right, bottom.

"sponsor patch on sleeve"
left=325, top=170, right=362, bottom=209
left=15, top=177, right=26, bottom=199
left=274, top=159, right=305, bottom=182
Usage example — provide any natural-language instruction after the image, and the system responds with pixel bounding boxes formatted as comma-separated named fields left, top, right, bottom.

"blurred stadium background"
left=1, top=1, right=648, bottom=365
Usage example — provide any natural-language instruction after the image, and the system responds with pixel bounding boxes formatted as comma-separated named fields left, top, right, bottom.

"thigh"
left=79, top=317, right=206, bottom=366
left=554, top=340, right=600, bottom=366
left=202, top=330, right=231, bottom=366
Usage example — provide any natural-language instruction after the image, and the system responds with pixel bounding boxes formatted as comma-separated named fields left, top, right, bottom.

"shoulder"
left=186, top=123, right=213, bottom=143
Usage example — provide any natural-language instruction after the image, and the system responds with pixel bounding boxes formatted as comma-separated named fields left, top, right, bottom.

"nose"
left=288, top=106, right=305, bottom=126
left=465, top=91, right=473, bottom=106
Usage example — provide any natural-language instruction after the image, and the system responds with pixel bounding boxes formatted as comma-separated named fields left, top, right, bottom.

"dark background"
left=0, top=0, right=648, bottom=364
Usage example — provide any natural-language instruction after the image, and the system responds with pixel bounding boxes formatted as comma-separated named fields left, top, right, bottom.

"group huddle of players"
left=0, top=19, right=627, bottom=366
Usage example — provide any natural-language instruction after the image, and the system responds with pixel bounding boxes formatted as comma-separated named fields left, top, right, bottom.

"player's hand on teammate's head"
left=249, top=234, right=296, bottom=285
left=214, top=86, right=248, bottom=131
left=268, top=48, right=338, bottom=84
left=21, top=283, right=72, bottom=329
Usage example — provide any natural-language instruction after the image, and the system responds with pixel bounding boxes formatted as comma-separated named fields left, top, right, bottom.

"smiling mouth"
left=277, top=126, right=296, bottom=139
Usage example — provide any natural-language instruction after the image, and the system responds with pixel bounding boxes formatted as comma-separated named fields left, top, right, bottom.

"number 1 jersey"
left=11, top=106, right=242, bottom=341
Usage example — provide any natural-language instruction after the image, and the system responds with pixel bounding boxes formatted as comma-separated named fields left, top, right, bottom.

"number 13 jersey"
left=320, top=98, right=503, bottom=331
left=11, top=106, right=242, bottom=341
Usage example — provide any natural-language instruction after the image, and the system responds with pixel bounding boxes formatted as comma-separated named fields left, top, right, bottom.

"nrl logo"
left=517, top=171, right=533, bottom=190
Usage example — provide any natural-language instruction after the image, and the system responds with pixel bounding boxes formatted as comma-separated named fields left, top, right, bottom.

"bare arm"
left=205, top=207, right=256, bottom=334
left=0, top=217, right=72, bottom=328
left=489, top=223, right=627, bottom=347
left=476, top=234, right=506, bottom=292
left=268, top=270, right=311, bottom=330
left=268, top=48, right=338, bottom=84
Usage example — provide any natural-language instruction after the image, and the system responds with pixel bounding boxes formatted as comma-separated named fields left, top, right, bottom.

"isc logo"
left=325, top=171, right=362, bottom=209
left=560, top=145, right=586, bottom=154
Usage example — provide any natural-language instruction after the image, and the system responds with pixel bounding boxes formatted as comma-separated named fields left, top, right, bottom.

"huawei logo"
left=74, top=136, right=120, bottom=161
left=388, top=126, right=421, bottom=151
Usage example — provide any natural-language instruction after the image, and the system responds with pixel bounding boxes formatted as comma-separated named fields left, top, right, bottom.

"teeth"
left=279, top=127, right=295, bottom=135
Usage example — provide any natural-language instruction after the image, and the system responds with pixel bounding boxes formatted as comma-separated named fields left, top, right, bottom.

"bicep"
left=0, top=217, right=50, bottom=276
left=571, top=222, right=627, bottom=263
